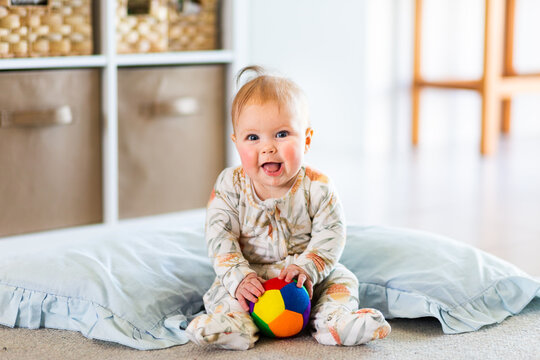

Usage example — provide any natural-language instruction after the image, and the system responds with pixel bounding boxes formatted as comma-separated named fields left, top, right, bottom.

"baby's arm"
left=292, top=178, right=346, bottom=286
left=206, top=170, right=259, bottom=302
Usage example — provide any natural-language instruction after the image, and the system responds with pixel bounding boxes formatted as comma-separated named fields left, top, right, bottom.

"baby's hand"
left=278, top=265, right=313, bottom=299
left=235, top=273, right=266, bottom=312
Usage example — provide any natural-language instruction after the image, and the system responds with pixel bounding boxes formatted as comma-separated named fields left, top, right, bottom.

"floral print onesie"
left=185, top=165, right=390, bottom=350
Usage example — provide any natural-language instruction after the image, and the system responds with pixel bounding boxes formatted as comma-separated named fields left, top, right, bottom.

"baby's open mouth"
left=261, top=162, right=282, bottom=174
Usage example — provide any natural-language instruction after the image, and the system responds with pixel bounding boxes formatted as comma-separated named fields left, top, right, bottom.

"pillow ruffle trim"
left=358, top=276, right=540, bottom=334
left=0, top=283, right=189, bottom=350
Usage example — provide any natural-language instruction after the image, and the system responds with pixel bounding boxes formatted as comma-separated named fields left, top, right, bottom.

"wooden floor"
left=309, top=92, right=540, bottom=277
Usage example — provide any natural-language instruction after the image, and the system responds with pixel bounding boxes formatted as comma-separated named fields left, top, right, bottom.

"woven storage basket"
left=117, top=0, right=168, bottom=54
left=168, top=0, right=218, bottom=51
left=0, top=0, right=93, bottom=58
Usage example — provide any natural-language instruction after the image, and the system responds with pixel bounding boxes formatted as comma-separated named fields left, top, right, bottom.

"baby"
left=185, top=66, right=390, bottom=350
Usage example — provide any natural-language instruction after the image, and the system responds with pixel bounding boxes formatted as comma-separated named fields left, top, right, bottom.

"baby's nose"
left=262, top=143, right=277, bottom=154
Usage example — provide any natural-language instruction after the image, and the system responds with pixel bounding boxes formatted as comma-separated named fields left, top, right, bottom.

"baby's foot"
left=314, top=308, right=391, bottom=346
left=185, top=312, right=258, bottom=350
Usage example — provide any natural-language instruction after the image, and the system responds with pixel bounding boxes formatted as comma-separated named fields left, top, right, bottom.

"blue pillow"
left=0, top=211, right=538, bottom=350
left=341, top=226, right=540, bottom=334
left=0, top=210, right=214, bottom=350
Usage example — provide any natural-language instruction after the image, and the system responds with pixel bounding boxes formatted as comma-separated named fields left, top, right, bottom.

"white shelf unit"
left=0, top=0, right=250, bottom=238
left=0, top=51, right=235, bottom=71
left=0, top=55, right=107, bottom=70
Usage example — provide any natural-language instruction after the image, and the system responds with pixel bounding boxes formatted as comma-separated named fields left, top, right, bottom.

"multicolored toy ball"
left=248, top=277, right=311, bottom=338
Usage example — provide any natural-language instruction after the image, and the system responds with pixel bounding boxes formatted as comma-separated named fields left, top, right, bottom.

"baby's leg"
left=310, top=263, right=391, bottom=346
left=185, top=278, right=259, bottom=350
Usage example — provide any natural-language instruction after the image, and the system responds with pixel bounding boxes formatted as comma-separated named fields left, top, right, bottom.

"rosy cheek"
left=281, top=142, right=302, bottom=165
left=237, top=146, right=257, bottom=167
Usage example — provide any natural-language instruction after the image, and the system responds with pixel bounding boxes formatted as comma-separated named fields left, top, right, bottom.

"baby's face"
left=232, top=101, right=312, bottom=200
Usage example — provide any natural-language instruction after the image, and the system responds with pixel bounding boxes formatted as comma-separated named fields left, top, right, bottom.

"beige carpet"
left=1, top=298, right=538, bottom=360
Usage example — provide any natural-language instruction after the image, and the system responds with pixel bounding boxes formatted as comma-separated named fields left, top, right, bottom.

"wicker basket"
left=116, top=0, right=168, bottom=54
left=168, top=0, right=218, bottom=51
left=0, top=0, right=93, bottom=58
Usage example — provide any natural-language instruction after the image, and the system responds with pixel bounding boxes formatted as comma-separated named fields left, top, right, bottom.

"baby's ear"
left=304, top=127, right=314, bottom=153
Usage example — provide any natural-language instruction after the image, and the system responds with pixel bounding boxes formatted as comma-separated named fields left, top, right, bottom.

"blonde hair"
left=231, top=66, right=309, bottom=132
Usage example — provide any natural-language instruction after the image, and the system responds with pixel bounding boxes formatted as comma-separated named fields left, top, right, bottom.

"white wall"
left=245, top=0, right=368, bottom=161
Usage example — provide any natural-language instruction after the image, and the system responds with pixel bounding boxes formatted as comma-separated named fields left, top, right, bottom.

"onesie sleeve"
left=292, top=177, right=346, bottom=285
left=205, top=168, right=256, bottom=298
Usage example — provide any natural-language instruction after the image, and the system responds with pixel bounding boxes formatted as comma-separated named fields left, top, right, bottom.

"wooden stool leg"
left=501, top=0, right=516, bottom=135
left=481, top=90, right=502, bottom=154
left=501, top=98, right=512, bottom=133
left=480, top=0, right=506, bottom=155
left=504, top=0, right=516, bottom=76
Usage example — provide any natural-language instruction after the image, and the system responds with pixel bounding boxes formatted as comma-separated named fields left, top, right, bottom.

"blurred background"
left=239, top=0, right=540, bottom=275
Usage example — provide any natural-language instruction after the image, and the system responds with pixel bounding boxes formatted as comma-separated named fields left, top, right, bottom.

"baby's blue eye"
left=247, top=134, right=259, bottom=141
left=276, top=131, right=289, bottom=138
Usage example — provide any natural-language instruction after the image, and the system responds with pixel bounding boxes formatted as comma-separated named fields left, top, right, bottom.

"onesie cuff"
left=292, top=257, right=320, bottom=285
left=222, top=265, right=257, bottom=298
